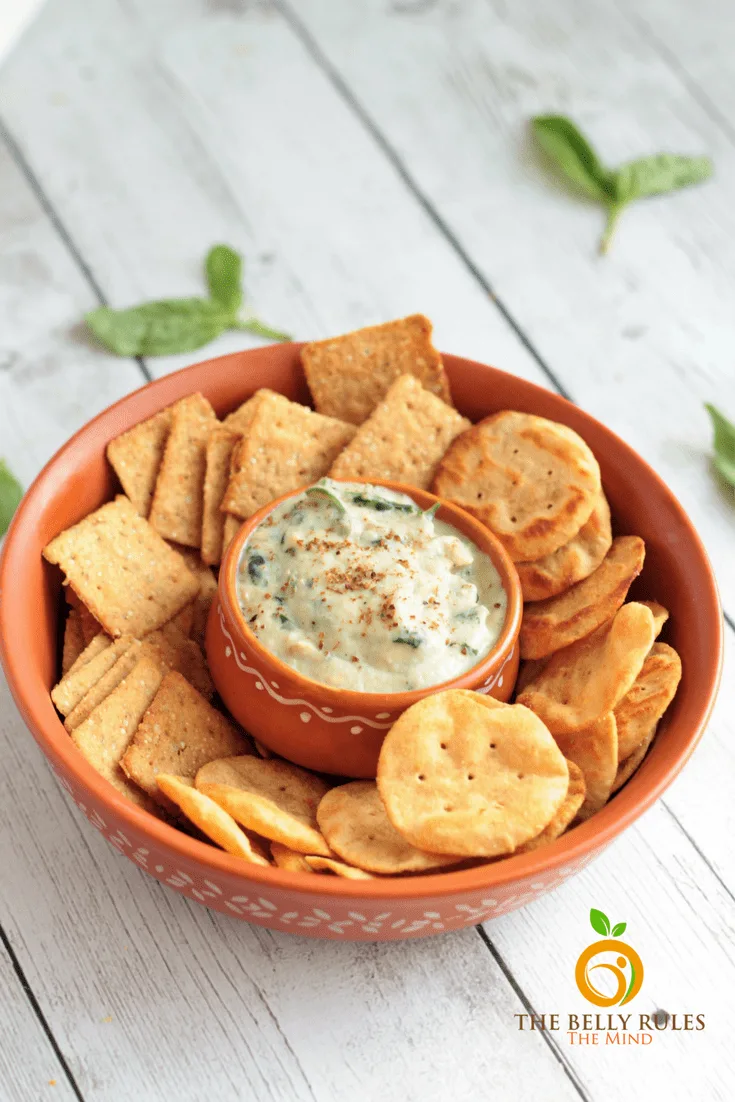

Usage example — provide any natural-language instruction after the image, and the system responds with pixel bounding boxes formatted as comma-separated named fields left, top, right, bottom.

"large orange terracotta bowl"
left=0, top=345, right=723, bottom=941
left=208, top=480, right=522, bottom=778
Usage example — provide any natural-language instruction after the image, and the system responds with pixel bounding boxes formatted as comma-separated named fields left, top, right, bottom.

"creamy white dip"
left=236, top=479, right=507, bottom=693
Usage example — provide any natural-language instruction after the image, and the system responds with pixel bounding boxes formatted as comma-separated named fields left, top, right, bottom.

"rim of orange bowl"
left=0, top=346, right=724, bottom=901
left=218, top=479, right=523, bottom=709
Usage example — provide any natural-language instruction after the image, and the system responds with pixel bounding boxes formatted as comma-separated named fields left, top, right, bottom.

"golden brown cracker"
left=65, top=632, right=111, bottom=677
left=156, top=775, right=270, bottom=865
left=196, top=756, right=331, bottom=856
left=43, top=495, right=200, bottom=638
left=78, top=601, right=103, bottom=645
left=201, top=428, right=241, bottom=566
left=328, top=374, right=470, bottom=490
left=222, top=389, right=277, bottom=433
left=70, top=653, right=166, bottom=812
left=639, top=601, right=669, bottom=639
left=121, top=671, right=248, bottom=802
left=516, top=761, right=586, bottom=852
left=517, top=602, right=656, bottom=736
left=61, top=609, right=85, bottom=674
left=302, top=314, right=451, bottom=425
left=143, top=622, right=214, bottom=699
left=168, top=546, right=217, bottom=645
left=106, top=408, right=172, bottom=516
left=221, top=514, right=242, bottom=557
left=148, top=393, right=218, bottom=547
left=515, top=493, right=612, bottom=601
left=317, top=781, right=464, bottom=874
left=65, top=640, right=143, bottom=731
left=377, top=691, right=569, bottom=857
left=52, top=635, right=134, bottom=717
left=304, top=856, right=375, bottom=880
left=220, top=392, right=355, bottom=520
left=171, top=602, right=195, bottom=637
left=432, top=411, right=601, bottom=561
left=253, top=739, right=273, bottom=759
left=554, top=713, right=618, bottom=820
left=614, top=643, right=681, bottom=761
left=612, top=721, right=659, bottom=793
left=270, top=842, right=314, bottom=872
left=520, top=536, right=646, bottom=660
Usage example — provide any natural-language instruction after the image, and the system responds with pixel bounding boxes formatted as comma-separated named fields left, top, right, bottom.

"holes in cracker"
left=417, top=773, right=426, bottom=781
left=467, top=773, right=475, bottom=781
left=489, top=742, right=496, bottom=750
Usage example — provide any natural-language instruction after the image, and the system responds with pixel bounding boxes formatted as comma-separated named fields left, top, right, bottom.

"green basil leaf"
left=612, top=154, right=713, bottom=204
left=705, top=403, right=735, bottom=488
left=589, top=908, right=611, bottom=936
left=612, top=922, right=627, bottom=937
left=532, top=115, right=614, bottom=202
left=0, top=458, right=23, bottom=537
left=205, top=244, right=243, bottom=315
left=87, top=298, right=230, bottom=357
left=235, top=318, right=292, bottom=343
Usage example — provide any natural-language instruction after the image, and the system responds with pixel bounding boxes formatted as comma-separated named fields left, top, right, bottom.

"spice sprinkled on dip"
left=236, top=479, right=508, bottom=693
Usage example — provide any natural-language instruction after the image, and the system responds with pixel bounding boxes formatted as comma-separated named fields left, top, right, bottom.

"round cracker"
left=553, top=713, right=618, bottom=820
left=196, top=756, right=331, bottom=856
left=317, top=781, right=464, bottom=874
left=517, top=602, right=656, bottom=736
left=156, top=774, right=270, bottom=866
left=377, top=691, right=569, bottom=858
left=516, top=493, right=612, bottom=601
left=516, top=760, right=586, bottom=852
left=614, top=642, right=681, bottom=761
left=612, top=720, right=659, bottom=793
left=519, top=536, right=646, bottom=660
left=432, top=411, right=601, bottom=561
left=270, top=841, right=314, bottom=873
left=305, top=856, right=375, bottom=880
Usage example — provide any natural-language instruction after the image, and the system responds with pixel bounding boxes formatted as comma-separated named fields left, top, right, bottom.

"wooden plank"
left=0, top=0, right=554, bottom=390
left=0, top=941, right=77, bottom=1101
left=0, top=139, right=144, bottom=488
left=286, top=0, right=735, bottom=618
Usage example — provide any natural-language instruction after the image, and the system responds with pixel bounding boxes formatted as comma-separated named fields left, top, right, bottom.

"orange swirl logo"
left=575, top=909, right=644, bottom=1007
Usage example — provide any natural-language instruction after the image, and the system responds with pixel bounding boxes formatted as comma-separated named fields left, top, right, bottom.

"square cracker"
left=43, top=495, right=200, bottom=639
left=106, top=408, right=172, bottom=516
left=62, top=609, right=85, bottom=674
left=329, top=374, right=470, bottom=490
left=71, top=652, right=166, bottom=813
left=201, top=428, right=241, bottom=566
left=221, top=514, right=242, bottom=558
left=222, top=389, right=277, bottom=433
left=301, top=314, right=451, bottom=425
left=220, top=392, right=356, bottom=520
left=65, top=639, right=143, bottom=731
left=121, top=670, right=250, bottom=804
left=170, top=547, right=217, bottom=646
left=52, top=635, right=132, bottom=717
left=148, top=393, right=218, bottom=547
left=143, top=622, right=214, bottom=699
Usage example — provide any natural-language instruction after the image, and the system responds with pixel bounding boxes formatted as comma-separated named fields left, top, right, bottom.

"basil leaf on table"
left=705, top=404, right=735, bottom=489
left=531, top=115, right=713, bottom=254
left=87, top=299, right=231, bottom=357
left=205, top=243, right=243, bottom=314
left=86, top=244, right=290, bottom=356
left=0, top=459, right=23, bottom=537
left=532, top=115, right=614, bottom=203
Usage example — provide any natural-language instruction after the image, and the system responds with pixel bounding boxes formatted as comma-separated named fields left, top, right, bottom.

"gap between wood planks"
left=0, top=14, right=729, bottom=1093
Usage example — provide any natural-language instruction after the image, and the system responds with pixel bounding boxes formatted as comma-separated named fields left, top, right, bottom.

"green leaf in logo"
left=0, top=458, right=23, bottom=537
left=589, top=908, right=611, bottom=936
left=612, top=922, right=627, bottom=937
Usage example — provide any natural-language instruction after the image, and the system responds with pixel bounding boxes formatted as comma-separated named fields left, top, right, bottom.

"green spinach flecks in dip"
left=236, top=479, right=507, bottom=692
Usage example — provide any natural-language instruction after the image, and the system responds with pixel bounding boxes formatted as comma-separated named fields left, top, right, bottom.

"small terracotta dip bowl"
left=206, top=480, right=522, bottom=777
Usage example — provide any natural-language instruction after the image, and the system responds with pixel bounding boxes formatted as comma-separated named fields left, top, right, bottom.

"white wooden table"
left=1, top=2, right=734, bottom=1099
